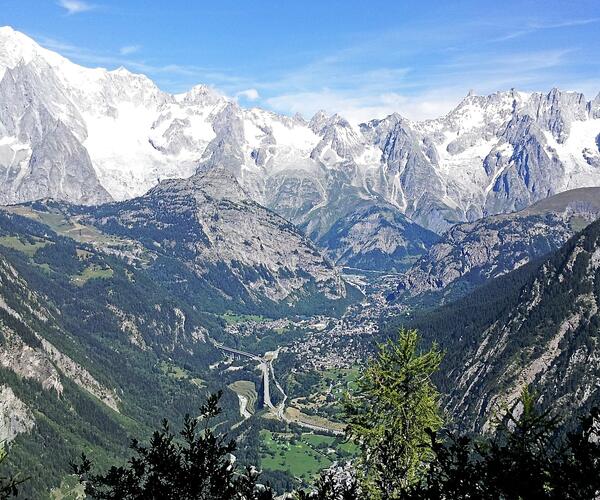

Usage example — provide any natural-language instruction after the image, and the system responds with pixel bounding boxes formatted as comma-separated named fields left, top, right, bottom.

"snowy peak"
left=524, top=88, right=589, bottom=143
left=308, top=110, right=330, bottom=133
left=0, top=25, right=95, bottom=92
left=361, top=112, right=410, bottom=144
left=0, top=26, right=599, bottom=240
left=99, top=67, right=164, bottom=106
left=0, top=26, right=165, bottom=111
left=309, top=112, right=354, bottom=136
left=437, top=87, right=592, bottom=143
left=430, top=89, right=522, bottom=137
left=0, top=25, right=53, bottom=72
left=308, top=112, right=366, bottom=162
left=178, top=84, right=227, bottom=107
left=590, top=92, right=600, bottom=118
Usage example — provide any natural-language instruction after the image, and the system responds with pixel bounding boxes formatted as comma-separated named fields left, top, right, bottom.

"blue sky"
left=3, top=0, right=600, bottom=121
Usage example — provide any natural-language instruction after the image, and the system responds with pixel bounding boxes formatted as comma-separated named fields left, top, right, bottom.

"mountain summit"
left=1, top=27, right=599, bottom=269
left=82, top=168, right=349, bottom=310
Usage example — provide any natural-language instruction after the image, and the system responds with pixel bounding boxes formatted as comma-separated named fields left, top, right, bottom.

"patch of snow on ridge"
left=543, top=118, right=600, bottom=192
left=268, top=117, right=318, bottom=151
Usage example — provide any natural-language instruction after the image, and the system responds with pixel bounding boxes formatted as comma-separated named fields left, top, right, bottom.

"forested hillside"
left=0, top=209, right=256, bottom=496
left=398, top=218, right=600, bottom=431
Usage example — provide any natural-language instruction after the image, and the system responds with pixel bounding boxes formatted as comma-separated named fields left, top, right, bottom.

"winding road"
left=211, top=340, right=342, bottom=435
left=212, top=342, right=278, bottom=410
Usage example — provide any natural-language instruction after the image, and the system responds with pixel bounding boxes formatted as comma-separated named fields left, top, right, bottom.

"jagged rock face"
left=445, top=218, right=600, bottom=431
left=397, top=187, right=600, bottom=298
left=38, top=337, right=120, bottom=410
left=484, top=115, right=565, bottom=215
left=0, top=385, right=33, bottom=442
left=198, top=103, right=247, bottom=178
left=397, top=213, right=573, bottom=299
left=310, top=114, right=365, bottom=161
left=0, top=326, right=63, bottom=395
left=1, top=26, right=599, bottom=245
left=524, top=88, right=589, bottom=144
left=264, top=172, right=325, bottom=223
left=82, top=168, right=347, bottom=306
left=0, top=59, right=110, bottom=205
left=360, top=116, right=451, bottom=227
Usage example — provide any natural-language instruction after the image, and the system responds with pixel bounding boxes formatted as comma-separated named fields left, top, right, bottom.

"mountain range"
left=1, top=23, right=600, bottom=498
left=395, top=187, right=600, bottom=301
left=1, top=26, right=599, bottom=271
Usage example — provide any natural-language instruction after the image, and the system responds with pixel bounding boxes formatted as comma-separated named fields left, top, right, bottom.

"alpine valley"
left=1, top=24, right=600, bottom=498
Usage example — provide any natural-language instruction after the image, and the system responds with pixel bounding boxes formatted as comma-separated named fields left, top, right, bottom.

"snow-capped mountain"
left=1, top=26, right=599, bottom=257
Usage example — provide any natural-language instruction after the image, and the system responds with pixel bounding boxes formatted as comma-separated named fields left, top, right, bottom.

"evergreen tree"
left=0, top=447, right=27, bottom=499
left=553, top=407, right=600, bottom=499
left=72, top=392, right=275, bottom=500
left=296, top=463, right=361, bottom=500
left=483, top=389, right=561, bottom=498
left=409, top=391, right=600, bottom=499
left=343, top=329, right=444, bottom=498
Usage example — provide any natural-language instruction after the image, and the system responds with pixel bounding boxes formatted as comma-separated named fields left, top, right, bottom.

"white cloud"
left=265, top=89, right=460, bottom=123
left=236, top=88, right=260, bottom=101
left=490, top=18, right=600, bottom=43
left=119, top=45, right=141, bottom=56
left=37, top=35, right=232, bottom=80
left=260, top=46, right=579, bottom=122
left=58, top=0, right=96, bottom=14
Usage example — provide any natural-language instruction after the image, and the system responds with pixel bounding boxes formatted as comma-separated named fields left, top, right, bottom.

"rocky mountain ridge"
left=1, top=27, right=599, bottom=270
left=402, top=217, right=600, bottom=431
left=75, top=167, right=351, bottom=312
left=395, top=187, right=600, bottom=299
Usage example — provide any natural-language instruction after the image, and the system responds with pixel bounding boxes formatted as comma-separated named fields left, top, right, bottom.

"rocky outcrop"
left=396, top=188, right=600, bottom=298
left=107, top=304, right=149, bottom=350
left=0, top=325, right=63, bottom=395
left=0, top=320, right=120, bottom=410
left=39, top=338, right=120, bottom=411
left=317, top=201, right=439, bottom=271
left=199, top=102, right=247, bottom=178
left=0, top=385, right=34, bottom=442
